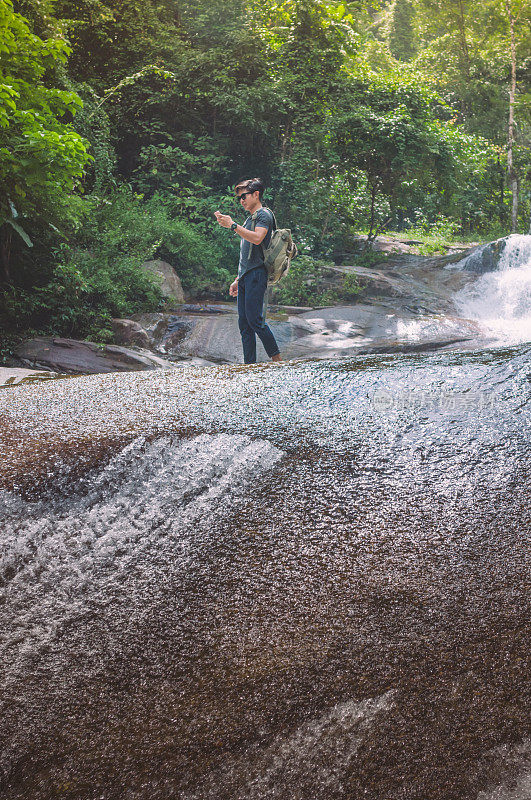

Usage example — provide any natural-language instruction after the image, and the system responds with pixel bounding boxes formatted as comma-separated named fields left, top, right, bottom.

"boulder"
left=111, top=319, right=151, bottom=348
left=449, top=236, right=531, bottom=275
left=141, top=260, right=185, bottom=303
left=129, top=312, right=169, bottom=342
left=129, top=313, right=192, bottom=353
left=450, top=238, right=505, bottom=275
left=164, top=314, right=243, bottom=363
left=14, top=337, right=179, bottom=374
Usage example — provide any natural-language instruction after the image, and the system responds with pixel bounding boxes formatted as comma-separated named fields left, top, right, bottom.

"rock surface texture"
left=7, top=236, right=517, bottom=376
left=13, top=337, right=179, bottom=374
left=110, top=319, right=151, bottom=349
left=0, top=367, right=59, bottom=388
left=119, top=244, right=485, bottom=364
left=141, top=259, right=185, bottom=303
left=453, top=237, right=509, bottom=275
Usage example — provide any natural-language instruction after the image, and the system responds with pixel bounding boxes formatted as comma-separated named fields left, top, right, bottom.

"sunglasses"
left=236, top=191, right=252, bottom=201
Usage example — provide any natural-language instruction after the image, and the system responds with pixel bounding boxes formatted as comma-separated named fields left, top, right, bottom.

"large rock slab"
left=164, top=314, right=256, bottom=364
left=449, top=238, right=507, bottom=275
left=126, top=301, right=479, bottom=365
left=14, top=337, right=179, bottom=374
left=130, top=308, right=243, bottom=363
left=0, top=367, right=59, bottom=387
left=330, top=252, right=476, bottom=309
left=281, top=304, right=479, bottom=359
left=141, top=260, right=185, bottom=304
left=334, top=234, right=476, bottom=259
left=28, top=240, right=497, bottom=372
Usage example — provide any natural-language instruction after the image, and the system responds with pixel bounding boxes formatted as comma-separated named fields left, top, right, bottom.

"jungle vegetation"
left=1, top=0, right=530, bottom=345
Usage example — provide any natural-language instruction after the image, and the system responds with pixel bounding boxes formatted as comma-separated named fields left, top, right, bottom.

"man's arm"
left=214, top=211, right=268, bottom=245
left=234, top=224, right=268, bottom=245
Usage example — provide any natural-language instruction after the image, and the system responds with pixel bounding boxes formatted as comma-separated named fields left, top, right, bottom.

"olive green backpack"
left=249, top=208, right=298, bottom=284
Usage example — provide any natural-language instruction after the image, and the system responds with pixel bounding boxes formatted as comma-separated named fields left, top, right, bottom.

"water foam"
left=477, top=740, right=531, bottom=800
left=0, top=433, right=283, bottom=691
left=455, top=235, right=531, bottom=344
left=186, top=692, right=394, bottom=799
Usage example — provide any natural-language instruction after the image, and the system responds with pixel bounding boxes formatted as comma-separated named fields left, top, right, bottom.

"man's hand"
left=214, top=210, right=233, bottom=229
left=229, top=279, right=238, bottom=297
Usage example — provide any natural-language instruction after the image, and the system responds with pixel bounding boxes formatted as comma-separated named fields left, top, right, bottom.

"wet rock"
left=130, top=312, right=169, bottom=343
left=178, top=304, right=231, bottom=314
left=166, top=314, right=245, bottom=363
left=146, top=300, right=480, bottom=364
left=334, top=234, right=476, bottom=259
left=9, top=240, right=501, bottom=374
left=281, top=304, right=478, bottom=359
left=141, top=259, right=185, bottom=303
left=111, top=319, right=151, bottom=348
left=324, top=253, right=475, bottom=310
left=269, top=304, right=314, bottom=315
left=450, top=236, right=526, bottom=275
left=0, top=367, right=60, bottom=387
left=14, top=337, right=179, bottom=374
left=129, top=313, right=193, bottom=354
left=328, top=265, right=413, bottom=299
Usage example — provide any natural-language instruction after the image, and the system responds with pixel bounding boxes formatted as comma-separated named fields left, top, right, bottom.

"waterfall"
left=454, top=234, right=531, bottom=344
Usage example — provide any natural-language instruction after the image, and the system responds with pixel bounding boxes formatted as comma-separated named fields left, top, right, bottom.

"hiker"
left=214, top=178, right=282, bottom=364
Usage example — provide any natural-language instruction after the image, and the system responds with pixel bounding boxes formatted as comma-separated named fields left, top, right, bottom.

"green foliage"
left=66, top=188, right=234, bottom=297
left=272, top=254, right=361, bottom=307
left=411, top=0, right=531, bottom=230
left=0, top=249, right=164, bottom=340
left=2, top=0, right=530, bottom=357
left=389, top=0, right=416, bottom=62
left=0, top=0, right=90, bottom=277
left=0, top=188, right=234, bottom=344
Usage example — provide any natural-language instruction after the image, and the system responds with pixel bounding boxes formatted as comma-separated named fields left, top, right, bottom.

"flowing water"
left=455, top=235, right=531, bottom=345
left=0, top=244, right=530, bottom=800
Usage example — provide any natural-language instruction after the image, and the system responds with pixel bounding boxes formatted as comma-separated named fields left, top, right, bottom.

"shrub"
left=271, top=255, right=361, bottom=307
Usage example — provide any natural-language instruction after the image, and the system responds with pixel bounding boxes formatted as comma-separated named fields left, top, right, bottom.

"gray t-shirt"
left=237, top=207, right=274, bottom=279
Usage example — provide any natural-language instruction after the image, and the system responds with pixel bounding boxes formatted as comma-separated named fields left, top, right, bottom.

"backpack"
left=249, top=207, right=298, bottom=284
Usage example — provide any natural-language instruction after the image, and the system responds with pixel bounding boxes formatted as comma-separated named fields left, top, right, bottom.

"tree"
left=329, top=78, right=497, bottom=243
left=0, top=0, right=90, bottom=281
left=505, top=0, right=520, bottom=231
left=414, top=0, right=531, bottom=230
left=389, top=0, right=416, bottom=62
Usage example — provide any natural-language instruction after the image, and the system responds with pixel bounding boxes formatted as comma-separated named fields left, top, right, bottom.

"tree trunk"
left=280, top=120, right=292, bottom=164
left=1, top=224, right=12, bottom=283
left=505, top=0, right=518, bottom=232
left=457, top=0, right=471, bottom=82
left=498, top=154, right=505, bottom=225
left=512, top=177, right=519, bottom=233
left=364, top=182, right=377, bottom=251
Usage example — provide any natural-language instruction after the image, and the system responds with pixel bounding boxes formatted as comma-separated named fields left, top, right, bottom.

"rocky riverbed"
left=5, top=235, right=517, bottom=385
left=0, top=343, right=529, bottom=800
left=0, top=235, right=530, bottom=799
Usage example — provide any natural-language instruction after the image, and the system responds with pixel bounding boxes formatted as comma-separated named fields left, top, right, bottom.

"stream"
left=0, top=237, right=530, bottom=800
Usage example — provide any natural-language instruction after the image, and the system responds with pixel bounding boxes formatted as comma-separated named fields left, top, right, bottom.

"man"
left=214, top=178, right=282, bottom=364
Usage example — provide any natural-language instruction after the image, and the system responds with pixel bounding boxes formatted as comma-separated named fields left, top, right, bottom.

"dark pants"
left=237, top=267, right=280, bottom=364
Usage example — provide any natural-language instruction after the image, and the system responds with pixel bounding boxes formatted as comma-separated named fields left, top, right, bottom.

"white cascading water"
left=454, top=234, right=531, bottom=345
left=0, top=433, right=284, bottom=694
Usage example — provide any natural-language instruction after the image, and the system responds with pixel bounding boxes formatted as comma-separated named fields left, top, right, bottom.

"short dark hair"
left=234, top=177, right=265, bottom=200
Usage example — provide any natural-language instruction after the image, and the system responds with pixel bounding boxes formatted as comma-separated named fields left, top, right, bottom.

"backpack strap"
left=248, top=209, right=275, bottom=321
left=248, top=207, right=275, bottom=261
left=262, top=206, right=277, bottom=231
left=248, top=212, right=256, bottom=261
